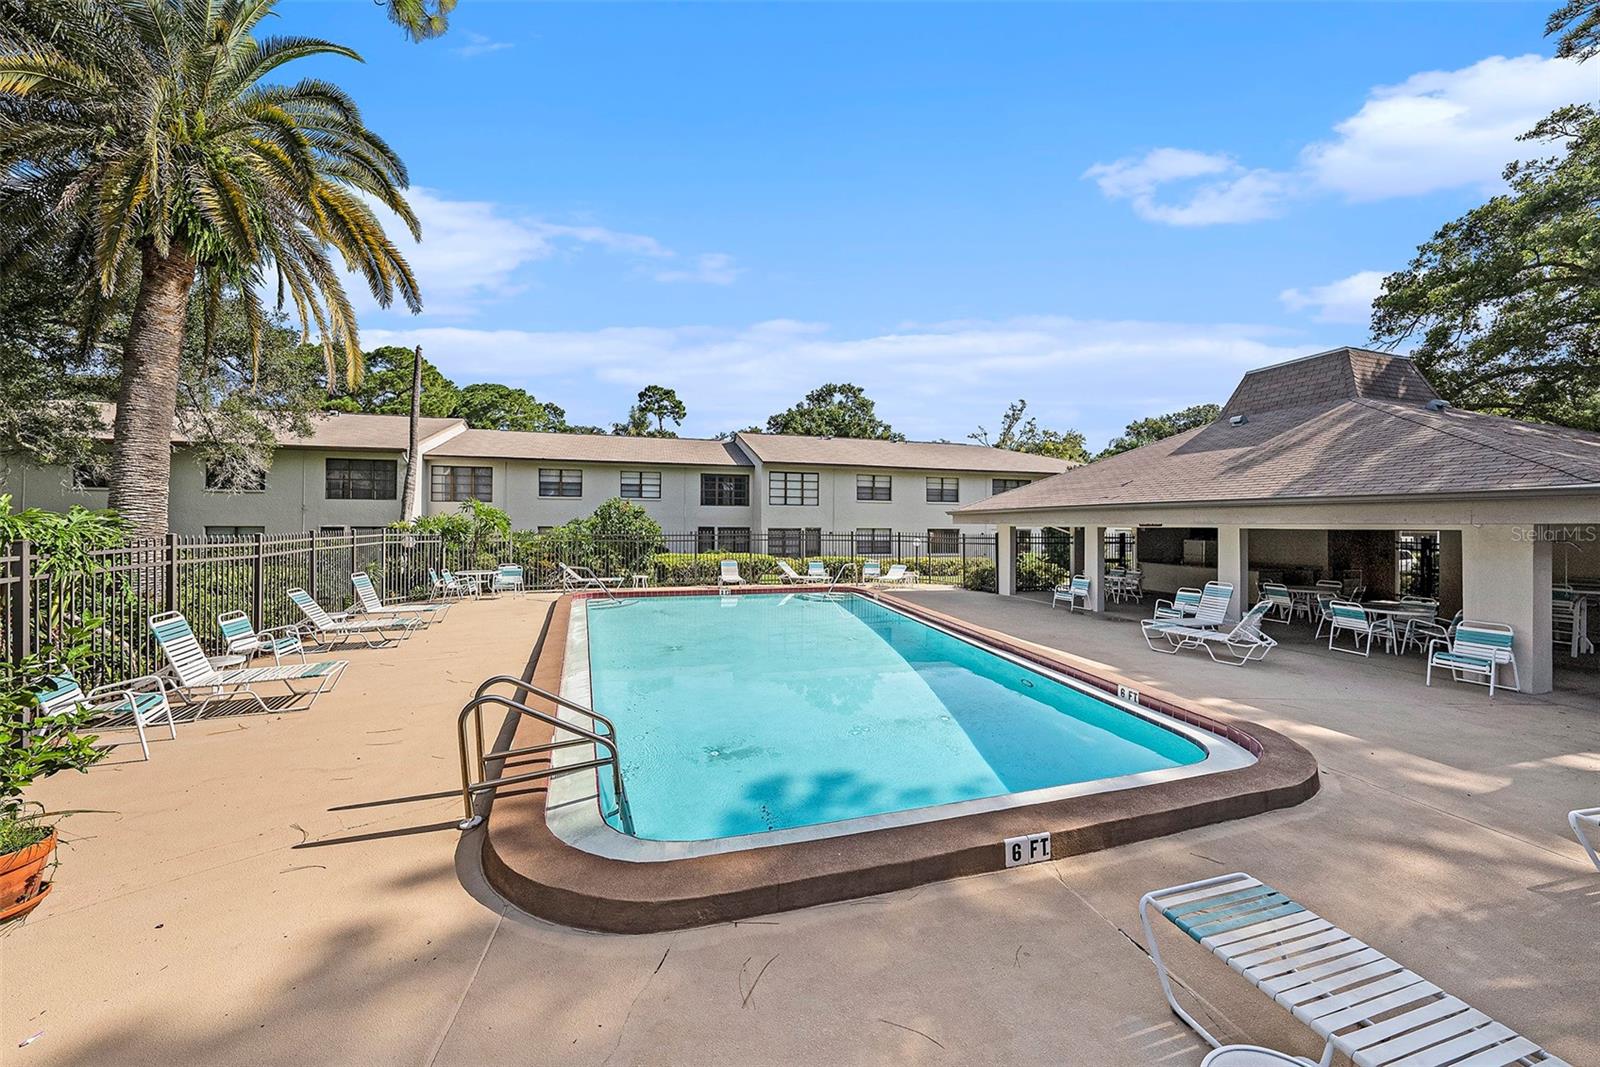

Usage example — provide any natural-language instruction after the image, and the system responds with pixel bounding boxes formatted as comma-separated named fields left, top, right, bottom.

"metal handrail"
left=456, top=675, right=634, bottom=833
left=823, top=562, right=858, bottom=594
left=559, top=564, right=623, bottom=604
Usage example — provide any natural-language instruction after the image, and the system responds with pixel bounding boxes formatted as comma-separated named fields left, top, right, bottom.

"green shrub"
left=650, top=552, right=781, bottom=585
left=962, top=560, right=997, bottom=592
left=1016, top=555, right=1069, bottom=592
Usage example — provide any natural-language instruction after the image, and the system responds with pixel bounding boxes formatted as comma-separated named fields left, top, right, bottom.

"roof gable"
left=1220, top=347, right=1438, bottom=418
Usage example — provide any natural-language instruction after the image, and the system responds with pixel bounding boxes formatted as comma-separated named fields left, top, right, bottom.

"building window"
left=204, top=462, right=267, bottom=492
left=325, top=458, right=397, bottom=500
left=205, top=525, right=265, bottom=539
left=697, top=526, right=750, bottom=551
left=925, top=477, right=959, bottom=503
left=768, top=527, right=822, bottom=556
left=855, top=528, right=892, bottom=555
left=700, top=473, right=749, bottom=507
left=992, top=478, right=1031, bottom=495
left=538, top=468, right=582, bottom=498
left=620, top=470, right=661, bottom=499
left=927, top=529, right=960, bottom=555
left=768, top=471, right=819, bottom=506
left=69, top=461, right=110, bottom=490
left=432, top=465, right=493, bottom=502
left=856, top=474, right=892, bottom=501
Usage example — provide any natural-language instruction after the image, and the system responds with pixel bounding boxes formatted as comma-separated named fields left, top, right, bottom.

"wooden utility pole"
left=401, top=344, right=424, bottom=521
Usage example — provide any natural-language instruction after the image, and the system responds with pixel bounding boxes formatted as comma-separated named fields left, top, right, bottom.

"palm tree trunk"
left=107, top=239, right=197, bottom=538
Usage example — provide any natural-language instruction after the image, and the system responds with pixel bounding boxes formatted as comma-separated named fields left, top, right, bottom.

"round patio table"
left=1357, top=600, right=1436, bottom=654
left=453, top=568, right=498, bottom=595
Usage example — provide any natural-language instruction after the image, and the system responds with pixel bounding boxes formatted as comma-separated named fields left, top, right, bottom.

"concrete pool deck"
left=3, top=590, right=1596, bottom=1064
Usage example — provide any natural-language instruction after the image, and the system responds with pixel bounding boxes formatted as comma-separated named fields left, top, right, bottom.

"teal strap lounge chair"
left=806, top=560, right=830, bottom=582
left=351, top=572, right=449, bottom=623
left=877, top=563, right=915, bottom=584
left=1142, top=601, right=1277, bottom=665
left=860, top=559, right=881, bottom=581
left=1051, top=575, right=1091, bottom=612
left=1426, top=621, right=1520, bottom=696
left=286, top=588, right=417, bottom=649
left=1570, top=807, right=1600, bottom=871
left=558, top=562, right=624, bottom=592
left=217, top=610, right=307, bottom=664
left=1260, top=582, right=1295, bottom=623
left=151, top=611, right=346, bottom=716
left=1152, top=587, right=1202, bottom=621
left=1147, top=581, right=1233, bottom=634
left=776, top=560, right=825, bottom=584
left=36, top=671, right=177, bottom=761
left=1140, top=872, right=1571, bottom=1067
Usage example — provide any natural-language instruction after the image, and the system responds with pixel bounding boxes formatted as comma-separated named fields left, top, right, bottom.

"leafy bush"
left=1016, top=555, right=1069, bottom=592
left=962, top=560, right=997, bottom=592
left=650, top=552, right=781, bottom=585
left=540, top=499, right=664, bottom=579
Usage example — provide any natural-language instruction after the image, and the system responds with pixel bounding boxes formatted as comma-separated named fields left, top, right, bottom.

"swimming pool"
left=570, top=592, right=1251, bottom=846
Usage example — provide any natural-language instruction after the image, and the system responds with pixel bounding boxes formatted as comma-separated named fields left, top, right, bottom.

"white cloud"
left=452, top=32, right=513, bottom=58
left=1084, top=149, right=1290, bottom=225
left=362, top=315, right=1313, bottom=445
left=654, top=252, right=741, bottom=285
left=1280, top=270, right=1387, bottom=324
left=1087, top=54, right=1593, bottom=225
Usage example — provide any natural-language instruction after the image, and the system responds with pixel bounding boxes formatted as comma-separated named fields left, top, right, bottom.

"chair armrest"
left=87, top=673, right=166, bottom=699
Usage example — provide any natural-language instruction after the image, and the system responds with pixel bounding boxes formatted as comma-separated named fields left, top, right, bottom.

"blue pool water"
left=583, top=594, right=1206, bottom=841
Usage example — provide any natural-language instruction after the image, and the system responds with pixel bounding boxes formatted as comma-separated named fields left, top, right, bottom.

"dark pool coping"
left=482, top=588, right=1320, bottom=933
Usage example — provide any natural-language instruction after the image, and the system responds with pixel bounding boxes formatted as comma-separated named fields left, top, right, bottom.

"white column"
left=1217, top=525, right=1249, bottom=620
left=1461, top=525, right=1553, bottom=694
left=996, top=523, right=1016, bottom=596
left=1086, top=525, right=1106, bottom=612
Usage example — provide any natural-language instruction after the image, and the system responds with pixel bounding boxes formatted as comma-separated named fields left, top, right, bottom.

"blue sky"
left=287, top=1, right=1595, bottom=447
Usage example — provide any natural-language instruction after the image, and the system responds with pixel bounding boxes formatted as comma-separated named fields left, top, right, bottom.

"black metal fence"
left=3, top=528, right=999, bottom=684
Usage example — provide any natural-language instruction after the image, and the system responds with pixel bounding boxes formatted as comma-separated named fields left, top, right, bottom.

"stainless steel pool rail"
left=823, top=562, right=858, bottom=594
left=456, top=675, right=634, bottom=834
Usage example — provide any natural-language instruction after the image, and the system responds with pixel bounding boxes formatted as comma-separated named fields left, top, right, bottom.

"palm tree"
left=0, top=0, right=421, bottom=536
left=386, top=0, right=456, bottom=41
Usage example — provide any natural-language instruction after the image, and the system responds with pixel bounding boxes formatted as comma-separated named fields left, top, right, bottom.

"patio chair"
left=351, top=572, right=449, bottom=623
left=718, top=560, right=745, bottom=587
left=286, top=588, right=418, bottom=649
left=1315, top=579, right=1343, bottom=596
left=1570, top=807, right=1600, bottom=871
left=1402, top=607, right=1460, bottom=655
left=1426, top=620, right=1521, bottom=696
left=442, top=569, right=483, bottom=597
left=860, top=559, right=880, bottom=581
left=806, top=560, right=830, bottom=582
left=1148, top=581, right=1234, bottom=636
left=1152, top=587, right=1202, bottom=621
left=217, top=610, right=308, bottom=665
left=1259, top=582, right=1295, bottom=623
left=776, top=560, right=826, bottom=584
left=1139, top=871, right=1572, bottom=1067
left=1051, top=575, right=1091, bottom=612
left=1142, top=601, right=1277, bottom=665
left=877, top=563, right=915, bottom=584
left=150, top=611, right=346, bottom=716
left=491, top=564, right=526, bottom=596
left=558, top=562, right=624, bottom=592
left=1312, top=593, right=1336, bottom=639
left=35, top=670, right=178, bottom=761
left=1327, top=599, right=1391, bottom=656
left=429, top=569, right=471, bottom=600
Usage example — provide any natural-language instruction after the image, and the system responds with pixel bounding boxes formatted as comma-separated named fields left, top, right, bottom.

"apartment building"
left=1, top=410, right=1075, bottom=543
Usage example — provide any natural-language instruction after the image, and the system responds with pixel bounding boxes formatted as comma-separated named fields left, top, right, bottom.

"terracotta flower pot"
left=0, top=830, right=57, bottom=923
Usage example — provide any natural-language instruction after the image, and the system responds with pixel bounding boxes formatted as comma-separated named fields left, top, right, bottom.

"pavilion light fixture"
left=1230, top=414, right=1248, bottom=426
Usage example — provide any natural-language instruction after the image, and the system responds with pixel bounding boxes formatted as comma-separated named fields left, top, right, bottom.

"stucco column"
left=1070, top=526, right=1085, bottom=577
left=996, top=523, right=1016, bottom=596
left=1461, top=524, right=1553, bottom=694
left=1086, top=525, right=1106, bottom=611
left=1217, top=525, right=1249, bottom=620
left=1438, top=529, right=1463, bottom=617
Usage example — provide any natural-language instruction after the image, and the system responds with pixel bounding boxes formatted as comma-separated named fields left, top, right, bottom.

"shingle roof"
left=428, top=429, right=750, bottom=467
left=954, top=348, right=1600, bottom=516
left=732, top=432, right=1078, bottom=474
left=91, top=404, right=465, bottom=451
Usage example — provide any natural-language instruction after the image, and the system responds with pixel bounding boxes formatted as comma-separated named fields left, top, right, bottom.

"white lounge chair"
left=806, top=560, right=830, bottom=582
left=1145, top=581, right=1233, bottom=636
left=1052, top=575, right=1091, bottom=611
left=876, top=563, right=915, bottom=584
left=1140, top=872, right=1571, bottom=1067
left=1570, top=807, right=1600, bottom=870
left=776, top=560, right=826, bottom=584
left=1152, top=587, right=1202, bottom=621
left=718, top=560, right=745, bottom=587
left=490, top=564, right=526, bottom=596
left=351, top=573, right=449, bottom=623
left=151, top=611, right=346, bottom=716
left=287, top=587, right=418, bottom=649
left=860, top=559, right=881, bottom=581
left=1426, top=620, right=1521, bottom=696
left=558, top=562, right=625, bottom=592
left=36, top=670, right=177, bottom=761
left=217, top=610, right=307, bottom=664
left=1142, top=601, right=1277, bottom=665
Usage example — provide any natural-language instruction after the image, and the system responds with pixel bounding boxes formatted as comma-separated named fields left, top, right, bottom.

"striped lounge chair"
left=806, top=560, right=830, bottom=582
left=36, top=671, right=178, bottom=761
left=352, top=572, right=449, bottom=623
left=151, top=611, right=346, bottom=716
left=287, top=587, right=418, bottom=649
left=1570, top=807, right=1600, bottom=871
left=1142, top=601, right=1278, bottom=666
left=1142, top=581, right=1234, bottom=649
left=1151, top=587, right=1203, bottom=621
left=1140, top=872, right=1571, bottom=1066
left=1425, top=621, right=1521, bottom=696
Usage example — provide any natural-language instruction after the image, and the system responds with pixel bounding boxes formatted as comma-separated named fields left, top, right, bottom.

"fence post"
left=163, top=532, right=179, bottom=614
left=307, top=530, right=318, bottom=605
left=252, top=533, right=265, bottom=624
left=8, top=540, right=34, bottom=660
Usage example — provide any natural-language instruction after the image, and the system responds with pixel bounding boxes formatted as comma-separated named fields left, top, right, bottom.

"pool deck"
left=4, top=589, right=1596, bottom=1065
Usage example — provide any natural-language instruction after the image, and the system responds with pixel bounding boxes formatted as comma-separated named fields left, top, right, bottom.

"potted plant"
left=1, top=633, right=105, bottom=922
